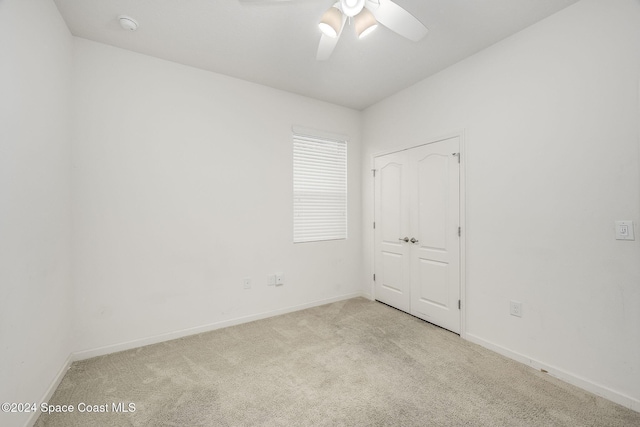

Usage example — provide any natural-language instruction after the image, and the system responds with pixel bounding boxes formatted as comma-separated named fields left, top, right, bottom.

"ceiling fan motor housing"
left=340, top=0, right=366, bottom=17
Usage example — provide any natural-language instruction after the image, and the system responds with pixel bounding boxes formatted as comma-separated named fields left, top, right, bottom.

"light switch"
left=615, top=221, right=635, bottom=240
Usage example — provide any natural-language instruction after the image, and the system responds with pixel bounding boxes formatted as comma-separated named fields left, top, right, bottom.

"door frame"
left=371, top=131, right=467, bottom=338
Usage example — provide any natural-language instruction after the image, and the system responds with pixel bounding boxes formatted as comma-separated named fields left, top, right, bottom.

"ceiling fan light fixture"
left=319, top=7, right=342, bottom=38
left=355, top=8, right=377, bottom=39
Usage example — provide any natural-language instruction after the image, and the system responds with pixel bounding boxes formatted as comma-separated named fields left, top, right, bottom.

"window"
left=293, top=129, right=347, bottom=243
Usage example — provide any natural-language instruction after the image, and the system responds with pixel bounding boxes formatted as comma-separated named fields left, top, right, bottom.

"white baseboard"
left=72, top=292, right=366, bottom=361
left=464, top=332, right=640, bottom=413
left=26, top=354, right=73, bottom=427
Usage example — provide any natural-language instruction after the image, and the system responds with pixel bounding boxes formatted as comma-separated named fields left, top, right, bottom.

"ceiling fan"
left=241, top=0, right=428, bottom=60
left=316, top=0, right=427, bottom=60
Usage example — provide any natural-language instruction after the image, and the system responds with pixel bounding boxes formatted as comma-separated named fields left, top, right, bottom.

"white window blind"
left=293, top=131, right=347, bottom=243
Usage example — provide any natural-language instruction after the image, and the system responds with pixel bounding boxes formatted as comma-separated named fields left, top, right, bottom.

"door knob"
left=410, top=237, right=419, bottom=244
left=398, top=237, right=409, bottom=242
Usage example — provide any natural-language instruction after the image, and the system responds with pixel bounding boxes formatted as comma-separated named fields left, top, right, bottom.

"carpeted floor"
left=35, top=297, right=640, bottom=426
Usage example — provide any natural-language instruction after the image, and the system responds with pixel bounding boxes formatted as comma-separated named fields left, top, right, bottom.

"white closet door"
left=409, top=138, right=460, bottom=333
left=374, top=151, right=411, bottom=312
left=374, top=136, right=461, bottom=333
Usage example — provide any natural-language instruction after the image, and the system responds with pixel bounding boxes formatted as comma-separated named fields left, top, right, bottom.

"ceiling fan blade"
left=316, top=15, right=347, bottom=61
left=366, top=0, right=428, bottom=42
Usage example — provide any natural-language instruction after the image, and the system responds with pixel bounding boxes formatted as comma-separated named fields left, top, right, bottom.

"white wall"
left=362, top=0, right=640, bottom=409
left=0, top=1, right=73, bottom=426
left=71, top=38, right=362, bottom=354
left=3, top=0, right=639, bottom=421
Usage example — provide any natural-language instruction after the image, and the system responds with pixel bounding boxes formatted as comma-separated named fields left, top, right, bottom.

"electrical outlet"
left=275, top=273, right=284, bottom=286
left=243, top=277, right=251, bottom=290
left=267, top=274, right=276, bottom=286
left=510, top=301, right=522, bottom=317
left=615, top=221, right=635, bottom=240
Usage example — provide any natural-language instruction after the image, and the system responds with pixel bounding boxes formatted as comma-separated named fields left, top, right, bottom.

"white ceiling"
left=53, top=0, right=580, bottom=110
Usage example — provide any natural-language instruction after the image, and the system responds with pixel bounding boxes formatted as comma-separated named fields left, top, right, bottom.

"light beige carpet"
left=36, top=298, right=640, bottom=426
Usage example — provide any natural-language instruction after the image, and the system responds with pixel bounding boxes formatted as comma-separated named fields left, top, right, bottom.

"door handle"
left=410, top=238, right=419, bottom=244
left=398, top=237, right=409, bottom=243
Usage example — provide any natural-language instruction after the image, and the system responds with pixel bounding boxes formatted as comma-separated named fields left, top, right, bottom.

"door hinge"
left=458, top=300, right=461, bottom=310
left=373, top=273, right=376, bottom=281
left=458, top=226, right=461, bottom=237
left=453, top=152, right=460, bottom=163
left=372, top=169, right=376, bottom=177
left=373, top=221, right=376, bottom=229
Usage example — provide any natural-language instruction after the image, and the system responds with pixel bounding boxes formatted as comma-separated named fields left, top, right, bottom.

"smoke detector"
left=118, top=15, right=138, bottom=31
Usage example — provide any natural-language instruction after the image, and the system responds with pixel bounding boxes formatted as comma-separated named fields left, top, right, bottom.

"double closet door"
left=374, top=136, right=461, bottom=333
